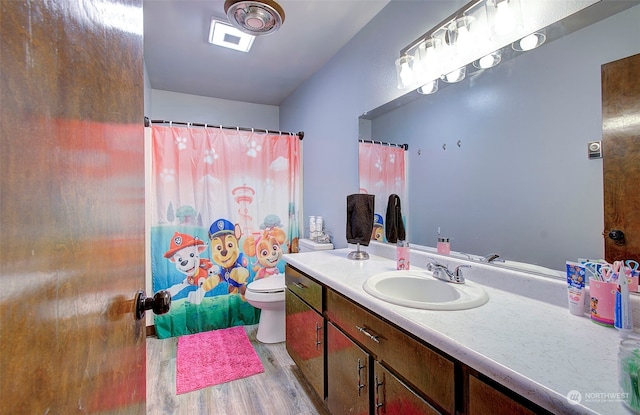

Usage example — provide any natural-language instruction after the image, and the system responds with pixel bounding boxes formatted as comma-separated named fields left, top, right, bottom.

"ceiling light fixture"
left=224, top=0, right=285, bottom=36
left=395, top=0, right=599, bottom=95
left=208, top=18, right=255, bottom=52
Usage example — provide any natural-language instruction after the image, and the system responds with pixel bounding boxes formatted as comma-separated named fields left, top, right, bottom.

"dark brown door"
left=0, top=1, right=146, bottom=414
left=602, top=53, right=640, bottom=262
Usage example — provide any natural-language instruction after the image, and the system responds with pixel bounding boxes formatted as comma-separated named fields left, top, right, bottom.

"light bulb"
left=474, top=51, right=501, bottom=69
left=417, top=80, right=438, bottom=95
left=441, top=67, right=466, bottom=83
left=519, top=34, right=539, bottom=51
left=400, top=61, right=414, bottom=87
left=395, top=55, right=416, bottom=89
left=494, top=0, right=516, bottom=36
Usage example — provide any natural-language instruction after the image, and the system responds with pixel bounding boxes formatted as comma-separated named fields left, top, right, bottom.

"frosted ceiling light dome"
left=224, top=0, right=285, bottom=36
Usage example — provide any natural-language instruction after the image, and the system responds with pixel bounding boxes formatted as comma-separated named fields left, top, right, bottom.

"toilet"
left=246, top=240, right=335, bottom=344
left=245, top=273, right=286, bottom=343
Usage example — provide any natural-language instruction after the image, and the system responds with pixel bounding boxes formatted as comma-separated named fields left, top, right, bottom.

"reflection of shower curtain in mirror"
left=358, top=142, right=407, bottom=243
left=150, top=125, right=301, bottom=338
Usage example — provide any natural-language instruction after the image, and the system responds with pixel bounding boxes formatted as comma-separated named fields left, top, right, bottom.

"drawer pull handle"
left=315, top=321, right=322, bottom=350
left=357, top=358, right=366, bottom=397
left=375, top=375, right=384, bottom=414
left=293, top=281, right=307, bottom=289
left=356, top=325, right=380, bottom=343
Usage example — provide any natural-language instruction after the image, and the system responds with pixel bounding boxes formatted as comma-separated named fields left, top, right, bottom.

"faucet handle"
left=454, top=265, right=471, bottom=277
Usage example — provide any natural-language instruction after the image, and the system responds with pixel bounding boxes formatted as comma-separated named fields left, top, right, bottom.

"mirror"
left=359, top=2, right=640, bottom=277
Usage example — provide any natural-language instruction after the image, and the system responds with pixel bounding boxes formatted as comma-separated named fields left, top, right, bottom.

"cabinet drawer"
left=285, top=265, right=322, bottom=312
left=326, top=289, right=455, bottom=414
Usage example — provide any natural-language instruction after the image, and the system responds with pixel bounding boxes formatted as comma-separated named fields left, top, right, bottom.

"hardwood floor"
left=146, top=325, right=330, bottom=415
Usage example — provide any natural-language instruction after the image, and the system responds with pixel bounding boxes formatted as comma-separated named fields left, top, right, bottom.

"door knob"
left=608, top=229, right=625, bottom=243
left=135, top=290, right=171, bottom=320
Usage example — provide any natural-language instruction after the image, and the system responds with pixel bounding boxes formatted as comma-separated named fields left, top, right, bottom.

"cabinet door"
left=374, top=362, right=442, bottom=415
left=286, top=290, right=324, bottom=399
left=327, top=322, right=369, bottom=415
left=468, top=375, right=537, bottom=415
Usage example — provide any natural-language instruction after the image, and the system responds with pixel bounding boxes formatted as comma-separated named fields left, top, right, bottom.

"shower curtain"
left=150, top=125, right=301, bottom=338
left=358, top=141, right=407, bottom=243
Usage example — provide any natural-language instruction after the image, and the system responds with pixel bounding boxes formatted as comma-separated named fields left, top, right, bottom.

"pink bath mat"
left=175, top=326, right=264, bottom=394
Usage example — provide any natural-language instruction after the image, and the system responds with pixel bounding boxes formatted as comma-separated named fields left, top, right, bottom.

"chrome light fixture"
left=395, top=0, right=600, bottom=96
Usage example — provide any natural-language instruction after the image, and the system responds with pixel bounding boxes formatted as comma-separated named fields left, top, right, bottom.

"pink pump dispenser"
left=396, top=240, right=410, bottom=270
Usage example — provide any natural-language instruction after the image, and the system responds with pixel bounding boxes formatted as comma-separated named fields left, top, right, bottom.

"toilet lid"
left=247, top=273, right=285, bottom=293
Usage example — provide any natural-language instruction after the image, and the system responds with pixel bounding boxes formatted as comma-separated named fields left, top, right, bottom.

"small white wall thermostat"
left=588, top=141, right=602, bottom=159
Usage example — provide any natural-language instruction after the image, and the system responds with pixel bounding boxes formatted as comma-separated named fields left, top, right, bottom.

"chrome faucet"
left=426, top=262, right=469, bottom=284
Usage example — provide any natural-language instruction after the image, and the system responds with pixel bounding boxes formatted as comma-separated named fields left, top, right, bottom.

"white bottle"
left=309, top=216, right=316, bottom=240
left=315, top=216, right=323, bottom=240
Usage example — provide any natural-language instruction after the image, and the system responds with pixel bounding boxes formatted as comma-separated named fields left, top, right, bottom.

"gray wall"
left=149, top=89, right=280, bottom=129
left=280, top=1, right=465, bottom=245
left=280, top=1, right=640, bottom=270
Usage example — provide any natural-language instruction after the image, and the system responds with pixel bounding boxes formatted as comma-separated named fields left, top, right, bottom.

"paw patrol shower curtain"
left=358, top=141, right=407, bottom=243
left=150, top=125, right=301, bottom=338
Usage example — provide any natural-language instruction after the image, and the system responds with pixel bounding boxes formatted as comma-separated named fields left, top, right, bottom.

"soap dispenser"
left=396, top=240, right=410, bottom=270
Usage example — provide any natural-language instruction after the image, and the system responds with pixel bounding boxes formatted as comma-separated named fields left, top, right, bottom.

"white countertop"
left=283, top=246, right=638, bottom=415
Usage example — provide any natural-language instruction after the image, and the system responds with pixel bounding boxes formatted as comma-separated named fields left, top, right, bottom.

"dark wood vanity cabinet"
left=285, top=265, right=324, bottom=400
left=326, top=322, right=439, bottom=415
left=285, top=264, right=551, bottom=415
left=326, top=289, right=450, bottom=415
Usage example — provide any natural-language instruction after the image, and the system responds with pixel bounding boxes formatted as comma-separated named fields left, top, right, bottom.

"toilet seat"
left=247, top=273, right=285, bottom=293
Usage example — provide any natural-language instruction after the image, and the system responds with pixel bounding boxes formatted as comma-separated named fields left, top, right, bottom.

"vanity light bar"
left=396, top=0, right=601, bottom=92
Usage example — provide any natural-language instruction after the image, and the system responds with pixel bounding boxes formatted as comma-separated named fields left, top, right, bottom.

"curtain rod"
left=144, top=117, right=304, bottom=140
left=359, top=139, right=408, bottom=151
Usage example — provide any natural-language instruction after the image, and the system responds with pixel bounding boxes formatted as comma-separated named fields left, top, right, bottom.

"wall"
left=149, top=89, right=280, bottom=129
left=280, top=1, right=465, bottom=246
left=279, top=1, right=640, bottom=266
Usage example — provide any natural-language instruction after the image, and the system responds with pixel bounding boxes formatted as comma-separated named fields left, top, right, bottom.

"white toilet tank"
left=298, top=238, right=334, bottom=253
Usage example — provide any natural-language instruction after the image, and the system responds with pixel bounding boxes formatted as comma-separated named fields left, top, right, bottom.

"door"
left=0, top=1, right=146, bottom=414
left=602, top=53, right=640, bottom=262
left=285, top=290, right=325, bottom=399
left=374, top=362, right=441, bottom=415
left=326, top=322, right=370, bottom=415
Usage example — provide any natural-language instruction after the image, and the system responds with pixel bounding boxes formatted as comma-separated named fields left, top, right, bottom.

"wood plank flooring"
left=146, top=324, right=330, bottom=415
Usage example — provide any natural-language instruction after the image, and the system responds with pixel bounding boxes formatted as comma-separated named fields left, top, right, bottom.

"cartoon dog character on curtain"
left=243, top=227, right=286, bottom=280
left=208, top=218, right=250, bottom=298
left=163, top=232, right=218, bottom=305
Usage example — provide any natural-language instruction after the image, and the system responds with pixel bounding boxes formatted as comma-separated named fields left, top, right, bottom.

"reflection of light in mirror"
left=603, top=114, right=640, bottom=133
left=514, top=32, right=545, bottom=51
left=474, top=51, right=502, bottom=69
left=441, top=67, right=466, bottom=83
left=417, top=80, right=438, bottom=95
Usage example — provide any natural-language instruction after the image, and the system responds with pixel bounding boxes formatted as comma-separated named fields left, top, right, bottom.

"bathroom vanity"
left=284, top=247, right=636, bottom=415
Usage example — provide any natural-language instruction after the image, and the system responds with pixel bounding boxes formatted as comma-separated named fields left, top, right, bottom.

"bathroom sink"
left=362, top=270, right=489, bottom=310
